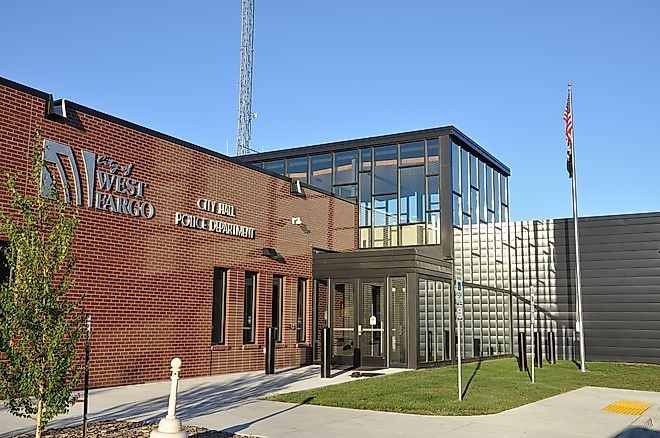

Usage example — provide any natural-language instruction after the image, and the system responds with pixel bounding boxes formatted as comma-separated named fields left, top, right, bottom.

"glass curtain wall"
left=452, top=141, right=512, bottom=359
left=259, top=137, right=440, bottom=249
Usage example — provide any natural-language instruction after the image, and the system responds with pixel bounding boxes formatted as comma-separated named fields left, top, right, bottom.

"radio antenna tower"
left=236, top=0, right=255, bottom=156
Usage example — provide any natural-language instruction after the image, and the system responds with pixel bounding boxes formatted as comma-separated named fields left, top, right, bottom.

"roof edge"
left=0, top=76, right=356, bottom=206
left=240, top=126, right=455, bottom=161
left=239, top=125, right=511, bottom=177
left=0, top=76, right=51, bottom=100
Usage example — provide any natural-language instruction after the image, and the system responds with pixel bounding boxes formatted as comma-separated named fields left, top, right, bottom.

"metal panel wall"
left=511, top=212, right=660, bottom=364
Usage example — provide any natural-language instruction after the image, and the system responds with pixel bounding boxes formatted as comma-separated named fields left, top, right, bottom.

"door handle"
left=358, top=324, right=363, bottom=336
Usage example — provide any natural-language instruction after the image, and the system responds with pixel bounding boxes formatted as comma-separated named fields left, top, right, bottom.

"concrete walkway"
left=2, top=365, right=660, bottom=437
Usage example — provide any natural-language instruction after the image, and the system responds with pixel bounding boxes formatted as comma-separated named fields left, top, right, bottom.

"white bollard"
left=150, top=358, right=188, bottom=438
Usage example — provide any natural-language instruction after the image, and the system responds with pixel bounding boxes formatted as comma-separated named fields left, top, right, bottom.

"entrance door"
left=331, top=279, right=386, bottom=368
left=359, top=281, right=386, bottom=367
left=331, top=280, right=357, bottom=367
left=389, top=277, right=408, bottom=367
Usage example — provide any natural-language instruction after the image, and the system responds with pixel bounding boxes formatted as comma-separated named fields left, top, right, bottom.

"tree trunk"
left=35, top=398, right=43, bottom=438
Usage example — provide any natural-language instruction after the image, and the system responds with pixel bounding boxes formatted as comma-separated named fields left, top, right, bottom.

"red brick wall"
left=0, top=79, right=357, bottom=388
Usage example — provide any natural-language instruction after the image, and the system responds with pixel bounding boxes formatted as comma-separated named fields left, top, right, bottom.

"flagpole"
left=568, top=83, right=587, bottom=373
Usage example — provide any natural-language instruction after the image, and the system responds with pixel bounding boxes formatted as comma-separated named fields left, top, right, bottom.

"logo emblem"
left=41, top=139, right=155, bottom=219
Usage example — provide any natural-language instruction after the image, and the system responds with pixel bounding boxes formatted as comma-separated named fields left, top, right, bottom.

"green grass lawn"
left=269, top=358, right=660, bottom=415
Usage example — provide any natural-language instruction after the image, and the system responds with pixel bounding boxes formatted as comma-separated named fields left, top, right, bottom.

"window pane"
left=427, top=175, right=439, bottom=211
left=471, top=188, right=479, bottom=223
left=286, top=156, right=308, bottom=183
left=487, top=166, right=494, bottom=211
left=272, top=275, right=284, bottom=342
left=470, top=154, right=478, bottom=188
left=297, top=279, right=307, bottom=343
left=333, top=184, right=357, bottom=201
left=359, top=172, right=372, bottom=226
left=334, top=150, right=357, bottom=184
left=399, top=166, right=425, bottom=224
left=480, top=161, right=487, bottom=222
left=426, top=138, right=440, bottom=175
left=453, top=194, right=461, bottom=227
left=374, top=193, right=398, bottom=247
left=399, top=141, right=424, bottom=167
left=359, top=227, right=372, bottom=248
left=374, top=194, right=397, bottom=226
left=360, top=147, right=372, bottom=171
left=374, top=145, right=397, bottom=194
left=401, top=224, right=425, bottom=246
left=427, top=211, right=441, bottom=244
left=494, top=171, right=501, bottom=222
left=373, top=225, right=398, bottom=247
left=501, top=174, right=508, bottom=205
left=310, top=153, right=332, bottom=192
left=263, top=159, right=284, bottom=175
left=211, top=268, right=227, bottom=345
left=452, top=142, right=460, bottom=194
left=461, top=149, right=469, bottom=213
left=243, top=272, right=257, bottom=344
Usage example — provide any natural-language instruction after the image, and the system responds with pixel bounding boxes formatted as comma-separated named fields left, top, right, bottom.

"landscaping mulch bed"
left=14, top=420, right=256, bottom=437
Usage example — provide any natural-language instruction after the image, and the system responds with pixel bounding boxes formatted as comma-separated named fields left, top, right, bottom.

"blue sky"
left=2, top=1, right=658, bottom=220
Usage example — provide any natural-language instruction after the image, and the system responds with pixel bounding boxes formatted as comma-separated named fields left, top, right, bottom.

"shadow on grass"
left=461, top=359, right=482, bottom=399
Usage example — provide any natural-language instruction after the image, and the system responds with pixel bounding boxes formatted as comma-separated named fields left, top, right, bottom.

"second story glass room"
left=241, top=127, right=510, bottom=249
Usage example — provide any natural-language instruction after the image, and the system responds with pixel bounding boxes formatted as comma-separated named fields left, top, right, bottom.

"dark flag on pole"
left=564, top=82, right=587, bottom=372
left=564, top=89, right=574, bottom=178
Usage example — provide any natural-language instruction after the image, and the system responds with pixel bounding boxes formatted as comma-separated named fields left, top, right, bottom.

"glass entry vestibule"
left=312, top=247, right=456, bottom=370
left=329, top=277, right=408, bottom=368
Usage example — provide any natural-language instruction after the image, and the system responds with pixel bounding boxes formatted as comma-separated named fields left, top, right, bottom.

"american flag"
left=563, top=91, right=573, bottom=145
left=564, top=87, right=574, bottom=177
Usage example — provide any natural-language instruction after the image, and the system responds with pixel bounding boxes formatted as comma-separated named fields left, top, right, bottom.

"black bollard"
left=550, top=332, right=557, bottom=364
left=517, top=332, right=528, bottom=371
left=265, top=326, right=276, bottom=375
left=427, top=330, right=433, bottom=361
left=321, top=327, right=332, bottom=378
left=534, top=332, right=543, bottom=368
left=444, top=330, right=451, bottom=360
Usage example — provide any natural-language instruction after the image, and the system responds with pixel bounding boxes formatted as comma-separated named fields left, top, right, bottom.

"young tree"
left=0, top=129, right=84, bottom=438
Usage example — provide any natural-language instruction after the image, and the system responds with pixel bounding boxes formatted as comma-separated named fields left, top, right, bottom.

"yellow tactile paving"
left=602, top=400, right=653, bottom=416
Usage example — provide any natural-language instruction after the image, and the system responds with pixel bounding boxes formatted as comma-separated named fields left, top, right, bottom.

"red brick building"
left=0, top=77, right=357, bottom=388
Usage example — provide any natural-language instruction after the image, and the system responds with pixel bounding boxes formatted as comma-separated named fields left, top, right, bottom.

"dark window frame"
left=211, top=267, right=228, bottom=345
left=243, top=271, right=257, bottom=344
left=0, top=241, right=10, bottom=285
left=296, top=278, right=307, bottom=343
left=272, top=275, right=284, bottom=342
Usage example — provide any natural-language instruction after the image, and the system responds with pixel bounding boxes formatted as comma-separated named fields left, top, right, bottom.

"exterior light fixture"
left=290, top=180, right=304, bottom=197
left=262, top=248, right=284, bottom=262
left=45, top=94, right=67, bottom=119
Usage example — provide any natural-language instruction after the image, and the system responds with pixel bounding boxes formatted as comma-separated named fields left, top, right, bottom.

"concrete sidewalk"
left=2, top=365, right=660, bottom=437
